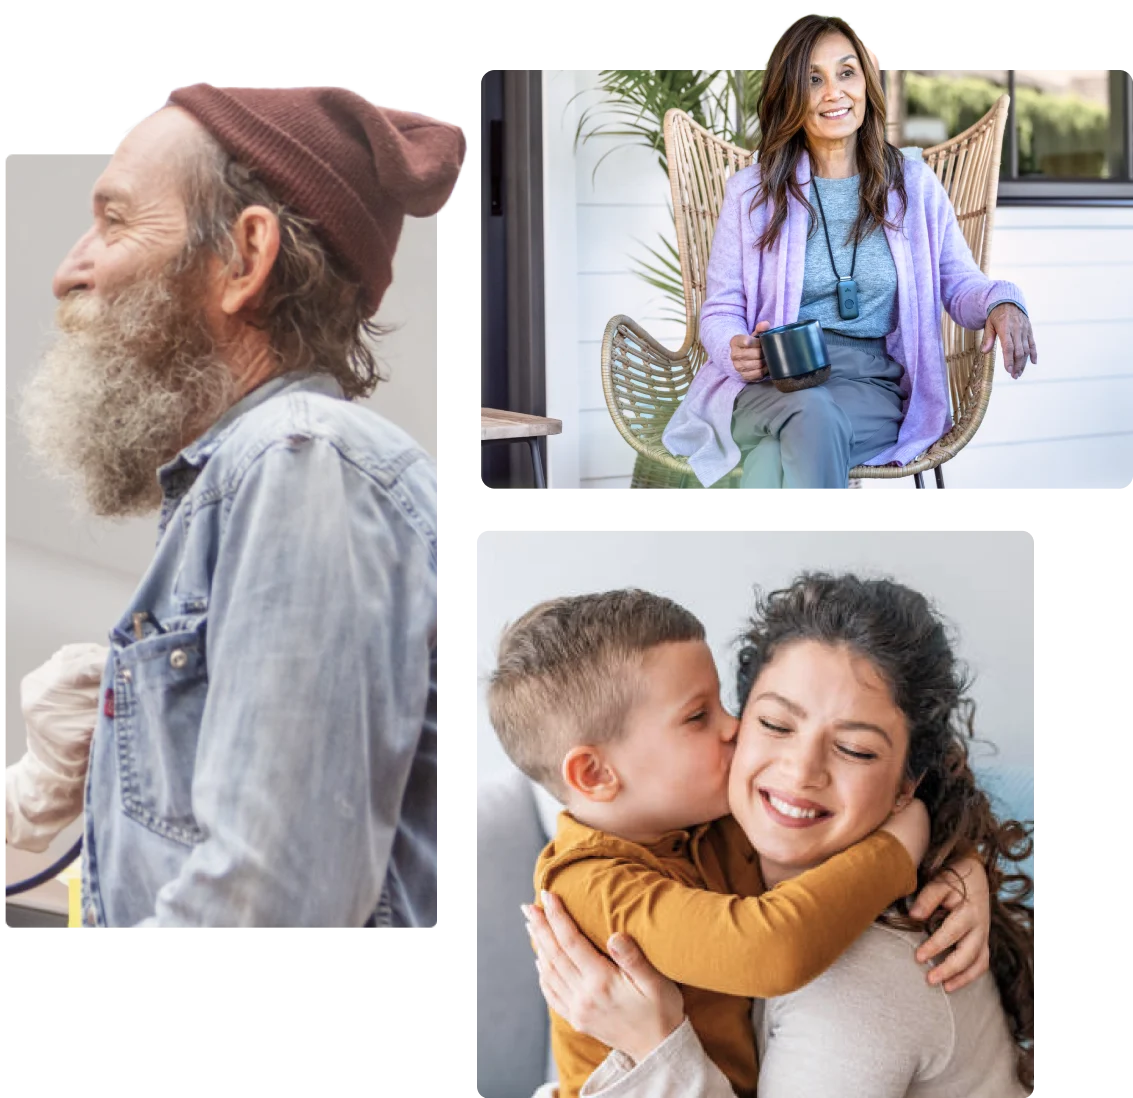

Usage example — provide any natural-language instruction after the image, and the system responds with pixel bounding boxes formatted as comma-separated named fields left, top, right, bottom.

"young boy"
left=488, top=589, right=931, bottom=1098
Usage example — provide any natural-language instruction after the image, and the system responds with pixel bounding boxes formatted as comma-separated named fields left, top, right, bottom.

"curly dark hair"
left=749, top=14, right=908, bottom=253
left=735, top=572, right=1033, bottom=1092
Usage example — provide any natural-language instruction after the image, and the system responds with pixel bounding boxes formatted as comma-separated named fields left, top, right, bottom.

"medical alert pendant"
left=836, top=276, right=859, bottom=321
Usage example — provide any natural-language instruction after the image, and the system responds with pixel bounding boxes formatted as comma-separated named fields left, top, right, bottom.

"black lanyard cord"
left=812, top=178, right=857, bottom=280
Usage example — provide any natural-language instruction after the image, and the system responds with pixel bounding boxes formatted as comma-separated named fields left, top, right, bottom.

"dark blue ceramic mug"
left=758, top=319, right=831, bottom=392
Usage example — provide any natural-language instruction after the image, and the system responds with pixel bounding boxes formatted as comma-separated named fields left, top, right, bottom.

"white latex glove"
left=5, top=643, right=109, bottom=852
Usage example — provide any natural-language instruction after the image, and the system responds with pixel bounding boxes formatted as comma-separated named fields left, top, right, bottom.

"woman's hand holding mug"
left=730, top=321, right=773, bottom=382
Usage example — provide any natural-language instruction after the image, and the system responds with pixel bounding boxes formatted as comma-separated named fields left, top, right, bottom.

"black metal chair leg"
left=910, top=464, right=947, bottom=489
left=527, top=438, right=547, bottom=488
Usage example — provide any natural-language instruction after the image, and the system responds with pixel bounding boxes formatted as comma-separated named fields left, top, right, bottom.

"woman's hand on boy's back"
left=525, top=891, right=685, bottom=1064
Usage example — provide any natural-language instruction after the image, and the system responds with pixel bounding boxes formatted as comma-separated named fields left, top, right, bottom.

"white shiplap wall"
left=544, top=71, right=1133, bottom=489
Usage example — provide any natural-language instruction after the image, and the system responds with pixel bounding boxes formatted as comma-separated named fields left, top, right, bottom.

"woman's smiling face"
left=801, top=31, right=867, bottom=150
left=728, top=639, right=913, bottom=886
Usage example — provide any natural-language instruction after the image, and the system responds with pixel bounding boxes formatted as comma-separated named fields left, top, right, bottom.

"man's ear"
left=561, top=745, right=621, bottom=803
left=217, top=205, right=280, bottom=317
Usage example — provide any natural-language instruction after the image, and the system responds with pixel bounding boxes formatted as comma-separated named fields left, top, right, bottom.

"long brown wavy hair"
left=736, top=573, right=1034, bottom=1093
left=751, top=15, right=908, bottom=253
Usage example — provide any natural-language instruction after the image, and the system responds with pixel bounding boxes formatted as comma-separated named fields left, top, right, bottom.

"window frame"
left=904, top=69, right=1133, bottom=206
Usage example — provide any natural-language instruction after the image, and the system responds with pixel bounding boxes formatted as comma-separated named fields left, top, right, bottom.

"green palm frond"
left=575, top=70, right=765, bottom=314
left=633, top=233, right=682, bottom=284
left=628, top=233, right=686, bottom=324
left=573, top=70, right=725, bottom=176
left=698, top=70, right=765, bottom=151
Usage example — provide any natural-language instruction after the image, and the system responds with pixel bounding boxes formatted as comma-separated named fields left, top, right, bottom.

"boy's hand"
left=880, top=797, right=930, bottom=868
left=909, top=854, right=991, bottom=992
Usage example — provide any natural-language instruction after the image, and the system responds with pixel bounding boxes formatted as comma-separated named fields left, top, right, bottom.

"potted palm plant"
left=574, top=70, right=764, bottom=319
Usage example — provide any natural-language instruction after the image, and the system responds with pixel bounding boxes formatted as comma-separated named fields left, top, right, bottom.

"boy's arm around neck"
left=543, top=830, right=916, bottom=999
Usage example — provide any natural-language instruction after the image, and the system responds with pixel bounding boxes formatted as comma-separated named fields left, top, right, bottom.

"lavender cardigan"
left=661, top=150, right=1026, bottom=486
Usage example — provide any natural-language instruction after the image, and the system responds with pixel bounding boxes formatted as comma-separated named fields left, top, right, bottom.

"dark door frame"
left=481, top=70, right=547, bottom=487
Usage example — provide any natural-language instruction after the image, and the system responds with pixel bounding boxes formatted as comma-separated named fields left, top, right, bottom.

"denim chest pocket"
left=112, top=615, right=208, bottom=846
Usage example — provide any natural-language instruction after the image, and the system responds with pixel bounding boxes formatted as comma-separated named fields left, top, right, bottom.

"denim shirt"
left=80, top=372, right=437, bottom=926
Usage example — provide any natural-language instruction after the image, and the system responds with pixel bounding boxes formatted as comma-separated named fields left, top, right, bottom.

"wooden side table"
left=480, top=408, right=563, bottom=488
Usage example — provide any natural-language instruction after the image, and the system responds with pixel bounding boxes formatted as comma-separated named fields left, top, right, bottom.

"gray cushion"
left=532, top=781, right=564, bottom=841
left=529, top=784, right=563, bottom=1083
left=478, top=772, right=552, bottom=1098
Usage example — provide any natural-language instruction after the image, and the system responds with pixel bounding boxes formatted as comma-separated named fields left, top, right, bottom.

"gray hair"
left=178, top=128, right=386, bottom=400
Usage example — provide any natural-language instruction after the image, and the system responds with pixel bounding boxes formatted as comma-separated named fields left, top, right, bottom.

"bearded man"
left=6, top=86, right=463, bottom=926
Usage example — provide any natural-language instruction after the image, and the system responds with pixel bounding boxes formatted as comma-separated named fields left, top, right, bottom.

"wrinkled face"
left=729, top=640, right=912, bottom=885
left=20, top=108, right=237, bottom=518
left=603, top=640, right=739, bottom=838
left=801, top=31, right=868, bottom=150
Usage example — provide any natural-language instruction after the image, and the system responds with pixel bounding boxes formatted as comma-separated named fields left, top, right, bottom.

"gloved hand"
left=5, top=643, right=109, bottom=852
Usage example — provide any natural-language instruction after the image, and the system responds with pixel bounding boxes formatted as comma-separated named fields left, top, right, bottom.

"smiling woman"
left=660, top=14, right=1039, bottom=489
left=529, top=573, right=1035, bottom=1098
left=749, top=20, right=899, bottom=258
left=732, top=640, right=913, bottom=886
left=798, top=42, right=887, bottom=330
left=733, top=575, right=1034, bottom=950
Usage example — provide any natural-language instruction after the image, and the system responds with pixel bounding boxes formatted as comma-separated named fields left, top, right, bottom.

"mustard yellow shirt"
left=535, top=812, right=916, bottom=1098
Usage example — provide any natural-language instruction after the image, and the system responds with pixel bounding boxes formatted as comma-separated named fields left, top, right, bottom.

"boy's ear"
left=562, top=745, right=621, bottom=802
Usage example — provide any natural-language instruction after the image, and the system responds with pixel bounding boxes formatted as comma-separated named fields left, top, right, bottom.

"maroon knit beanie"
left=167, top=84, right=465, bottom=313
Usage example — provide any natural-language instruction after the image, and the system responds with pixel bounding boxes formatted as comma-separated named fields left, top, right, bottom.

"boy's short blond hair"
left=487, top=589, right=705, bottom=798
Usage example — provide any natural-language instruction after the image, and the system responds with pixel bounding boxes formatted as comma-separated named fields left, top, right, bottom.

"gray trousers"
left=730, top=331, right=905, bottom=489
